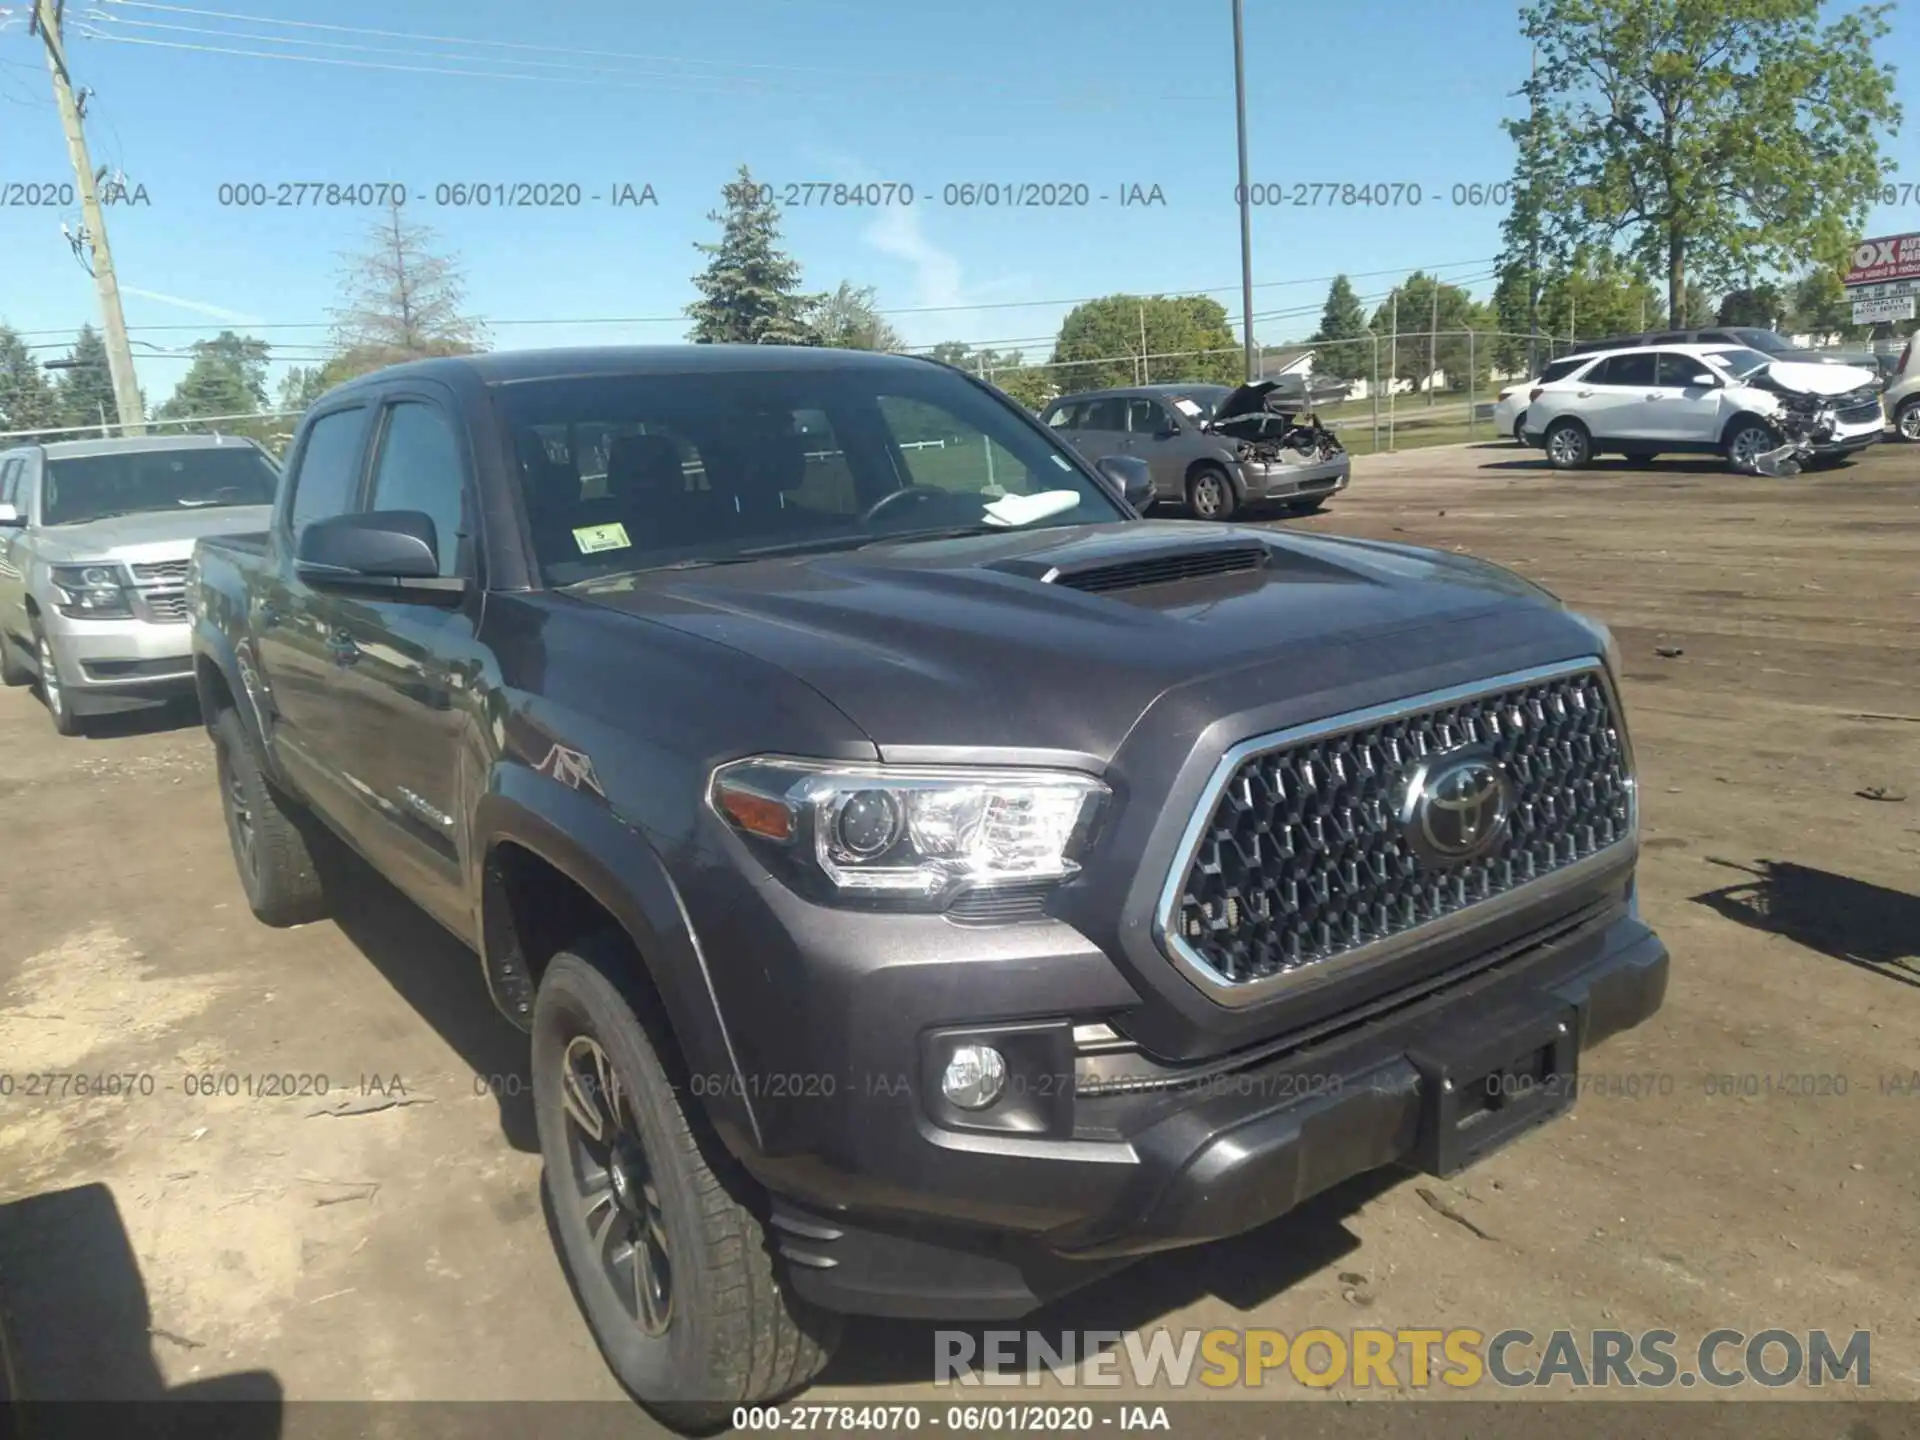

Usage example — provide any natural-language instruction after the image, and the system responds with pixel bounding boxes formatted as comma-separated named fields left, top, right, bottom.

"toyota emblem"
left=1400, top=749, right=1513, bottom=866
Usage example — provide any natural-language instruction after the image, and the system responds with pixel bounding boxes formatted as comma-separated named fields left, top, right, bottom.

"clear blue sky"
left=2, top=0, right=1916, bottom=405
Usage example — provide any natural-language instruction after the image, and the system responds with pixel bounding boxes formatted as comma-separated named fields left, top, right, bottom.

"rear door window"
left=1126, top=398, right=1171, bottom=435
left=1079, top=398, right=1128, bottom=433
left=1594, top=353, right=1658, bottom=387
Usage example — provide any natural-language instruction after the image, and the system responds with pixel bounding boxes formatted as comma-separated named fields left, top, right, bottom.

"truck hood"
left=33, top=505, right=273, bottom=564
left=1758, top=359, right=1880, bottom=396
left=567, top=521, right=1596, bottom=762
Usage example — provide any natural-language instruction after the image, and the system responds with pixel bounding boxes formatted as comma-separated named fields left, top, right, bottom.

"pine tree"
left=53, top=326, right=121, bottom=434
left=0, top=325, right=62, bottom=441
left=686, top=166, right=821, bottom=345
left=156, top=332, right=272, bottom=422
left=328, top=203, right=488, bottom=373
left=1309, top=275, right=1371, bottom=384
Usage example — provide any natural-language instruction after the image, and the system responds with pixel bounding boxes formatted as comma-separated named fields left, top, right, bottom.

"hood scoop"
left=1034, top=542, right=1271, bottom=595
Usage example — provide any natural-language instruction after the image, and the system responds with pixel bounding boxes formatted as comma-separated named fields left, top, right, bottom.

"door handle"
left=1576, top=390, right=1593, bottom=397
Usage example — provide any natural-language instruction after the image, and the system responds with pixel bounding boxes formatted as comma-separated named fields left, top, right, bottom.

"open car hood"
left=1209, top=379, right=1285, bottom=423
left=1759, top=359, right=1880, bottom=397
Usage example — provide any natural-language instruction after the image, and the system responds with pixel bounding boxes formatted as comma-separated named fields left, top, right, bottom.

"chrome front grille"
left=1159, top=661, right=1634, bottom=1001
left=132, top=560, right=192, bottom=583
left=143, top=591, right=188, bottom=623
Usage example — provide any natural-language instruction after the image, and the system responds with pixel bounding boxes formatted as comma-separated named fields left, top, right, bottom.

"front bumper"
left=39, top=608, right=195, bottom=708
left=1810, top=416, right=1884, bottom=455
left=1237, top=451, right=1351, bottom=503
left=744, top=883, right=1667, bottom=1318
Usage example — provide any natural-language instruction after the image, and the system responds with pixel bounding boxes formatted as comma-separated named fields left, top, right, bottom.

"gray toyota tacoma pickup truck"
left=189, top=345, right=1666, bottom=1429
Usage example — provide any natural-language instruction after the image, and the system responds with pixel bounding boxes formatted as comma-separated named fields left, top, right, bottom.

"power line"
left=7, top=258, right=1503, bottom=341
left=94, top=0, right=924, bottom=78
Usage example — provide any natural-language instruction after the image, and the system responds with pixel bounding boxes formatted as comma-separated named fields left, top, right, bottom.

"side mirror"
left=295, top=510, right=466, bottom=603
left=1094, top=454, right=1155, bottom=511
left=1155, top=425, right=1182, bottom=439
left=0, top=502, right=22, bottom=528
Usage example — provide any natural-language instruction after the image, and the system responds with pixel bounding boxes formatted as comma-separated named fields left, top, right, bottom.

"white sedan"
left=1521, top=343, right=1884, bottom=473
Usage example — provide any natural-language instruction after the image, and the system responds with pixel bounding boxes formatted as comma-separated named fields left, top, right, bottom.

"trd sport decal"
left=533, top=743, right=605, bottom=797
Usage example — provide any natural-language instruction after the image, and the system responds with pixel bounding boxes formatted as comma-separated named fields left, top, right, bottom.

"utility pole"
left=1231, top=0, right=1256, bottom=381
left=1138, top=302, right=1149, bottom=385
left=33, top=0, right=144, bottom=435
left=1428, top=282, right=1439, bottom=407
left=1525, top=40, right=1540, bottom=381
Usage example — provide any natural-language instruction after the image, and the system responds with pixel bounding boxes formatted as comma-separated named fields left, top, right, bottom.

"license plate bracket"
left=1405, top=1004, right=1579, bottom=1178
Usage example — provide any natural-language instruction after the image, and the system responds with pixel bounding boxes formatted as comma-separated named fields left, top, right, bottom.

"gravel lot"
left=1, top=438, right=1915, bottom=1430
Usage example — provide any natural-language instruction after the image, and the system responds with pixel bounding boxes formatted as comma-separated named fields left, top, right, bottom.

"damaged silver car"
left=1040, top=380, right=1351, bottom=521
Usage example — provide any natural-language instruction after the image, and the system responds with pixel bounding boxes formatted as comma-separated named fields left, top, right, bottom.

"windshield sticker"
left=573, top=521, right=631, bottom=554
left=1172, top=398, right=1203, bottom=417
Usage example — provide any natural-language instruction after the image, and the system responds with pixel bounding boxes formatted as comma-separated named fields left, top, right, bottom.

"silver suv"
left=0, top=434, right=277, bottom=735
left=1039, top=382, right=1350, bottom=521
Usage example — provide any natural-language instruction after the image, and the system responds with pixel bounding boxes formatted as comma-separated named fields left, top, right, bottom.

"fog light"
left=940, top=1044, right=1006, bottom=1110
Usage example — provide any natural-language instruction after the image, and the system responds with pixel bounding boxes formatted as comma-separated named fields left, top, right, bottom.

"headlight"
left=49, top=563, right=133, bottom=619
left=710, top=756, right=1109, bottom=908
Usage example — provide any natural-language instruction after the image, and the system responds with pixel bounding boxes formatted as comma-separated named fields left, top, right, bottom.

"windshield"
left=42, top=447, right=280, bottom=526
left=1730, top=328, right=1792, bottom=354
left=1167, top=386, right=1232, bottom=422
left=495, top=364, right=1130, bottom=586
left=1705, top=347, right=1772, bottom=381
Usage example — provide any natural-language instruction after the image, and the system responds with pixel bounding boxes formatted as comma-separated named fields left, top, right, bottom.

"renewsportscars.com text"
left=934, top=1327, right=1871, bottom=1390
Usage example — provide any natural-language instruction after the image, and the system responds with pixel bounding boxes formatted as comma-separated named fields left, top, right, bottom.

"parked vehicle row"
left=1040, top=381, right=1349, bottom=520
left=181, top=343, right=1663, bottom=1427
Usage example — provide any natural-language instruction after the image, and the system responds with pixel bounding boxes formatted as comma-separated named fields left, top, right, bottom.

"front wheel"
left=534, top=940, right=839, bottom=1430
left=1543, top=419, right=1592, bottom=471
left=1186, top=465, right=1238, bottom=521
left=1724, top=420, right=1781, bottom=475
left=1895, top=397, right=1920, bottom=442
left=31, top=622, right=82, bottom=737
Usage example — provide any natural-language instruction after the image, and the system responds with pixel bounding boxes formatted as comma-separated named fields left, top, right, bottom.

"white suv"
left=1522, top=343, right=1885, bottom=474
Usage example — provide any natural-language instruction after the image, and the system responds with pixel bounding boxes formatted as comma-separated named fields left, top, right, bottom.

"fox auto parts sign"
left=1843, top=233, right=1920, bottom=287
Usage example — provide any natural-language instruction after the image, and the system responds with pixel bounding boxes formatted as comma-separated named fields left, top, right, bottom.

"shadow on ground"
left=0, top=1181, right=282, bottom=1435
left=821, top=1168, right=1400, bottom=1386
left=317, top=839, right=539, bottom=1152
left=59, top=693, right=204, bottom=741
left=1693, top=857, right=1920, bottom=989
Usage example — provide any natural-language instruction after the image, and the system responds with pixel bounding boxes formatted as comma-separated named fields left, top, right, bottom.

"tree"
left=687, top=166, right=821, bottom=345
left=1048, top=294, right=1239, bottom=393
left=277, top=365, right=329, bottom=414
left=0, top=326, right=61, bottom=441
left=1673, top=283, right=1716, bottom=328
left=1309, top=275, right=1372, bottom=384
left=1787, top=266, right=1860, bottom=341
left=156, top=332, right=272, bottom=422
left=53, top=325, right=121, bottom=433
left=1536, top=249, right=1664, bottom=343
left=329, top=203, right=489, bottom=369
left=1715, top=283, right=1786, bottom=329
left=1491, top=68, right=1571, bottom=372
left=812, top=281, right=901, bottom=351
left=1521, top=0, right=1901, bottom=321
left=1367, top=273, right=1493, bottom=394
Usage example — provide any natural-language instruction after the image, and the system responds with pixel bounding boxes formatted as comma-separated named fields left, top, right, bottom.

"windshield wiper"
left=858, top=523, right=1010, bottom=548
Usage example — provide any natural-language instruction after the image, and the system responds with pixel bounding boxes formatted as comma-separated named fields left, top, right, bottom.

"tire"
left=534, top=939, right=839, bottom=1430
left=1622, top=451, right=1657, bottom=468
left=0, top=629, right=30, bottom=688
left=30, top=621, right=82, bottom=737
left=1543, top=419, right=1592, bottom=471
left=211, top=705, right=328, bottom=926
left=1895, top=397, right=1920, bottom=442
left=1186, top=464, right=1238, bottom=521
left=1512, top=416, right=1527, bottom=445
left=1723, top=418, right=1780, bottom=475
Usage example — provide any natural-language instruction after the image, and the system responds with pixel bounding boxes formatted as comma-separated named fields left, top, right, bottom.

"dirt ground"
left=1, top=438, right=1916, bottom=1428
